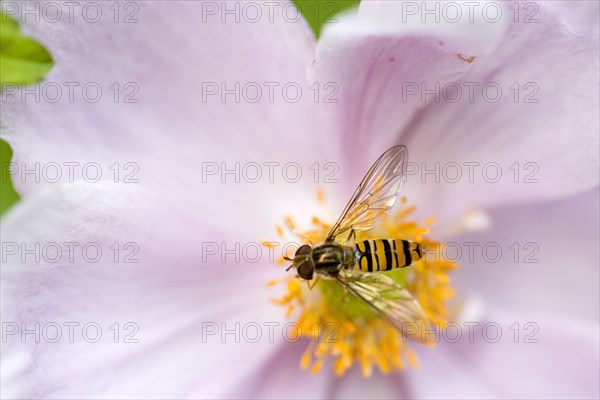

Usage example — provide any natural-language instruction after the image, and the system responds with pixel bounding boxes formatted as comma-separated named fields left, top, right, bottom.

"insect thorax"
left=312, top=243, right=355, bottom=274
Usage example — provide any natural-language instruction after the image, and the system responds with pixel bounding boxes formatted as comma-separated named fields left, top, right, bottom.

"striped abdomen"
left=353, top=239, right=423, bottom=272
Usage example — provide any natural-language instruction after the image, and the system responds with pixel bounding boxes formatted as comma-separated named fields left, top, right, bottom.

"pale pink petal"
left=409, top=313, right=600, bottom=399
left=232, top=340, right=412, bottom=399
left=401, top=1, right=599, bottom=219
left=330, top=366, right=411, bottom=399
left=0, top=0, right=336, bottom=204
left=404, top=189, right=600, bottom=398
left=542, top=0, right=600, bottom=34
left=309, top=0, right=507, bottom=182
left=2, top=0, right=345, bottom=238
left=227, top=340, right=333, bottom=399
left=0, top=183, right=286, bottom=399
left=450, top=188, right=600, bottom=322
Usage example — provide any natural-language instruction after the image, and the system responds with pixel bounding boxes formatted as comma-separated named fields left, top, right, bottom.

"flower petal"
left=309, top=0, right=507, bottom=182
left=1, top=0, right=344, bottom=239
left=542, top=0, right=600, bottom=34
left=330, top=366, right=411, bottom=399
left=450, top=188, right=600, bottom=322
left=227, top=340, right=333, bottom=399
left=402, top=1, right=599, bottom=219
left=0, top=182, right=285, bottom=398
left=409, top=313, right=600, bottom=399
left=1, top=0, right=334, bottom=200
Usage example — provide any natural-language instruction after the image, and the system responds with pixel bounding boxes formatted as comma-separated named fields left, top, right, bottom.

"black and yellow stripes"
left=354, top=239, right=423, bottom=272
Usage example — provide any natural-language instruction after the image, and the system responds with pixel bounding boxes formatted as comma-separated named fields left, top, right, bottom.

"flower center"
left=265, top=191, right=457, bottom=377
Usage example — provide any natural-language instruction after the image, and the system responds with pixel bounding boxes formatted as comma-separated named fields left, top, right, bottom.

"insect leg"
left=346, top=229, right=356, bottom=243
left=307, top=276, right=321, bottom=290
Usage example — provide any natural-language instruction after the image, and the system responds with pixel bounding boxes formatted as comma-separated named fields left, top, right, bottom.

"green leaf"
left=293, top=0, right=360, bottom=38
left=0, top=139, right=20, bottom=216
left=0, top=11, right=54, bottom=85
left=0, top=13, right=53, bottom=215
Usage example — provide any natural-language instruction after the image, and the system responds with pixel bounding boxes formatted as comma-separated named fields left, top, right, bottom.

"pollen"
left=457, top=53, right=476, bottom=63
left=267, top=193, right=457, bottom=378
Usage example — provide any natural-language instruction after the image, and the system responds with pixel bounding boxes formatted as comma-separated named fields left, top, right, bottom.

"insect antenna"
left=283, top=255, right=295, bottom=272
left=283, top=217, right=315, bottom=246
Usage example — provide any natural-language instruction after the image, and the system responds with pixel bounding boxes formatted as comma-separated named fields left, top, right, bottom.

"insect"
left=285, top=145, right=428, bottom=337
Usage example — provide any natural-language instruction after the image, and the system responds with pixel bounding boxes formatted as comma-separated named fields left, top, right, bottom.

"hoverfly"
left=285, top=145, right=428, bottom=336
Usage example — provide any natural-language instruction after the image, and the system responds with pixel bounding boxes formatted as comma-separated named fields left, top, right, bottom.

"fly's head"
left=285, top=244, right=315, bottom=281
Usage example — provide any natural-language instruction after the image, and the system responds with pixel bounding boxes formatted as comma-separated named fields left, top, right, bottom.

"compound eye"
left=297, top=259, right=315, bottom=280
left=295, top=244, right=312, bottom=256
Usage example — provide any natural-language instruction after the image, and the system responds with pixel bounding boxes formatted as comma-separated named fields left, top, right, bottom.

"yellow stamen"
left=275, top=224, right=284, bottom=238
left=265, top=278, right=279, bottom=287
left=300, top=348, right=312, bottom=370
left=267, top=190, right=458, bottom=377
left=284, top=215, right=296, bottom=231
left=310, top=359, right=324, bottom=375
left=316, top=188, right=325, bottom=204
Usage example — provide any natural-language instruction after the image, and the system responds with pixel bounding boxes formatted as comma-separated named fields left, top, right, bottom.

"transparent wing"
left=326, top=145, right=407, bottom=242
left=335, top=269, right=429, bottom=340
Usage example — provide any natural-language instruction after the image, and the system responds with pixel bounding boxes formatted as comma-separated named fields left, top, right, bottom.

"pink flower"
left=1, top=1, right=598, bottom=398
